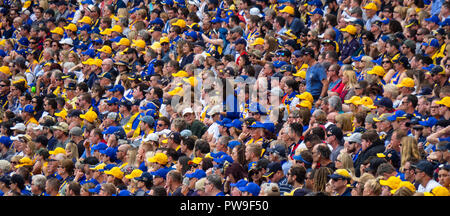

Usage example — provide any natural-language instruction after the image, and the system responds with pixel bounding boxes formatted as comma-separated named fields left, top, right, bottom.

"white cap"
left=11, top=123, right=26, bottom=131
left=249, top=7, right=263, bottom=17
left=60, top=38, right=74, bottom=46
left=182, top=107, right=194, bottom=116
left=143, top=133, right=159, bottom=142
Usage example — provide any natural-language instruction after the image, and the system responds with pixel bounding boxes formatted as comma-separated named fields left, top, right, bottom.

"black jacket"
left=354, top=139, right=385, bottom=177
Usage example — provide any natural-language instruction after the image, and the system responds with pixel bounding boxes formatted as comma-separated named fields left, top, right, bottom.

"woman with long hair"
left=400, top=136, right=421, bottom=170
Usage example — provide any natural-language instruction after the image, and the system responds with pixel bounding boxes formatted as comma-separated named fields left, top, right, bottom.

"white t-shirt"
left=417, top=179, right=442, bottom=193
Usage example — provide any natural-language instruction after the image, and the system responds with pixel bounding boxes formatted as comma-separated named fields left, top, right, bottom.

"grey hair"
left=206, top=174, right=223, bottom=190
left=328, top=95, right=342, bottom=112
left=0, top=160, right=11, bottom=174
left=32, top=174, right=47, bottom=191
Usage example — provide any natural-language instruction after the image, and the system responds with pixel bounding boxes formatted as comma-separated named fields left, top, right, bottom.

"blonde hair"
left=383, top=84, right=399, bottom=99
left=364, top=179, right=382, bottom=196
left=400, top=136, right=421, bottom=170
left=343, top=70, right=357, bottom=89
left=65, top=142, right=79, bottom=161
left=352, top=173, right=375, bottom=196
left=335, top=113, right=353, bottom=133
left=337, top=152, right=355, bottom=176
left=393, top=186, right=415, bottom=196
left=117, top=8, right=129, bottom=19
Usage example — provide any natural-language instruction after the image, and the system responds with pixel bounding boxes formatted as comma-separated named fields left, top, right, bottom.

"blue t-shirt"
left=306, top=63, right=327, bottom=96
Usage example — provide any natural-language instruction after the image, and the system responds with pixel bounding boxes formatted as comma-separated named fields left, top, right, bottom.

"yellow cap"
left=390, top=181, right=416, bottom=194
left=396, top=77, right=415, bottom=88
left=172, top=19, right=186, bottom=28
left=436, top=96, right=450, bottom=108
left=104, top=167, right=124, bottom=179
left=90, top=163, right=106, bottom=171
left=110, top=25, right=123, bottom=34
left=131, top=39, right=146, bottom=49
left=150, top=42, right=161, bottom=50
left=340, top=25, right=357, bottom=35
left=91, top=58, right=103, bottom=67
left=431, top=186, right=450, bottom=196
left=293, top=68, right=307, bottom=79
left=279, top=6, right=295, bottom=15
left=251, top=37, right=265, bottom=46
left=115, top=38, right=131, bottom=46
left=0, top=66, right=11, bottom=76
left=379, top=176, right=402, bottom=190
left=50, top=27, right=64, bottom=36
left=64, top=23, right=77, bottom=32
left=359, top=96, right=377, bottom=109
left=183, top=76, right=198, bottom=87
left=344, top=96, right=361, bottom=105
left=54, top=109, right=68, bottom=120
left=160, top=37, right=170, bottom=44
left=125, top=169, right=143, bottom=179
left=188, top=157, right=203, bottom=165
left=363, top=2, right=378, bottom=11
left=330, top=169, right=352, bottom=179
left=23, top=1, right=32, bottom=8
left=49, top=147, right=66, bottom=155
left=296, top=91, right=314, bottom=103
left=80, top=110, right=98, bottom=123
left=78, top=16, right=92, bottom=25
left=97, top=45, right=112, bottom=54
left=168, top=87, right=184, bottom=96
left=82, top=58, right=94, bottom=65
left=148, top=152, right=168, bottom=165
left=297, top=100, right=312, bottom=110
left=367, top=65, right=385, bottom=77
left=15, top=157, right=34, bottom=168
left=172, top=70, right=189, bottom=78
left=100, top=28, right=112, bottom=35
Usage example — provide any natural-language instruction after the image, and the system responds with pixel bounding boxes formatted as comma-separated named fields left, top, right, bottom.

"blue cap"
left=210, top=151, right=227, bottom=158
left=150, top=17, right=164, bottom=27
left=162, top=0, right=174, bottom=5
left=211, top=17, right=223, bottom=23
left=102, top=126, right=119, bottom=135
left=380, top=18, right=390, bottom=25
left=0, top=136, right=12, bottom=148
left=263, top=122, right=275, bottom=133
left=374, top=97, right=393, bottom=109
left=185, top=169, right=207, bottom=179
left=184, top=31, right=198, bottom=40
left=93, top=37, right=103, bottom=44
left=308, top=0, right=323, bottom=7
left=238, top=182, right=260, bottom=196
left=224, top=119, right=242, bottom=130
left=99, top=147, right=117, bottom=159
left=248, top=121, right=265, bottom=128
left=150, top=168, right=170, bottom=179
left=79, top=24, right=91, bottom=32
left=381, top=35, right=390, bottom=42
left=230, top=179, right=248, bottom=187
left=248, top=161, right=258, bottom=171
left=308, top=8, right=323, bottom=16
left=81, top=49, right=96, bottom=58
left=424, top=15, right=440, bottom=24
left=419, top=117, right=438, bottom=127
left=18, top=37, right=29, bottom=46
left=115, top=190, right=132, bottom=196
left=110, top=36, right=122, bottom=43
left=228, top=140, right=241, bottom=149
left=273, top=60, right=288, bottom=68
left=387, top=110, right=407, bottom=121
left=109, top=84, right=125, bottom=93
left=135, top=172, right=153, bottom=182
left=0, top=50, right=6, bottom=57
left=422, top=38, right=440, bottom=48
left=91, top=142, right=108, bottom=151
left=217, top=118, right=232, bottom=126
left=23, top=104, right=34, bottom=113
left=213, top=154, right=234, bottom=164
left=106, top=97, right=119, bottom=104
left=293, top=154, right=312, bottom=165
